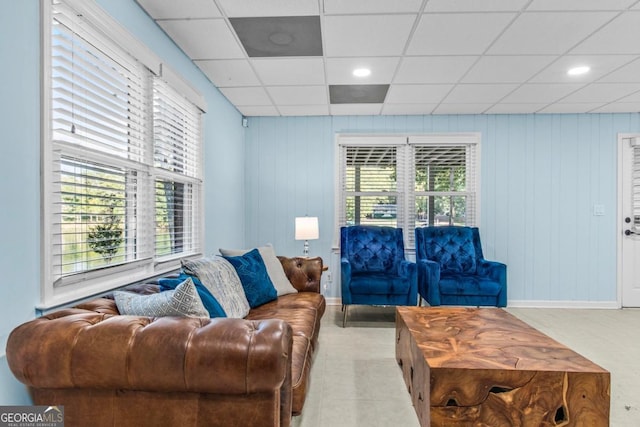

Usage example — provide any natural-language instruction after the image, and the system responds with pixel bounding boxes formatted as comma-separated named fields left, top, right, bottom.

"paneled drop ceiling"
left=136, top=0, right=640, bottom=116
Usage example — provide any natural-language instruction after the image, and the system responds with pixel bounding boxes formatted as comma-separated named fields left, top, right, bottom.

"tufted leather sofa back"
left=278, top=256, right=323, bottom=293
left=340, top=225, right=406, bottom=274
left=415, top=226, right=479, bottom=274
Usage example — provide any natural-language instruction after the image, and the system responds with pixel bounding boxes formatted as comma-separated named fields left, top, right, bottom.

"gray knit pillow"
left=114, top=277, right=209, bottom=318
left=181, top=256, right=250, bottom=318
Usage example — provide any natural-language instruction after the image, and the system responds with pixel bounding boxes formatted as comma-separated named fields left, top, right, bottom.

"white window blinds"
left=51, top=3, right=148, bottom=163
left=337, top=134, right=480, bottom=249
left=153, top=78, right=201, bottom=177
left=407, top=142, right=477, bottom=247
left=152, top=79, right=202, bottom=258
left=43, top=0, right=204, bottom=307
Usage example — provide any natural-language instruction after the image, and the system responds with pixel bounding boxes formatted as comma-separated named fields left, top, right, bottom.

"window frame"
left=334, top=133, right=481, bottom=251
left=40, top=0, right=205, bottom=310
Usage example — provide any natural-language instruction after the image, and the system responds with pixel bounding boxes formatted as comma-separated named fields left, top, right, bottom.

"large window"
left=42, top=0, right=204, bottom=308
left=337, top=134, right=480, bottom=248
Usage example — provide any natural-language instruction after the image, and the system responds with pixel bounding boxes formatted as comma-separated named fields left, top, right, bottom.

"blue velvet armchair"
left=415, top=226, right=507, bottom=307
left=340, top=225, right=417, bottom=326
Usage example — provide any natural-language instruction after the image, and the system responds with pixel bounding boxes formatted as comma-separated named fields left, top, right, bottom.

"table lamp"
left=295, top=216, right=319, bottom=256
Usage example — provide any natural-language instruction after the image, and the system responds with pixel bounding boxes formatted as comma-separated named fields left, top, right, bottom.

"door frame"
left=617, top=132, right=640, bottom=308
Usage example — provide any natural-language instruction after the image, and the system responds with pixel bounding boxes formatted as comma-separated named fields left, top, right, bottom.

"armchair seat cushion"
left=439, top=273, right=502, bottom=297
left=350, top=273, right=413, bottom=295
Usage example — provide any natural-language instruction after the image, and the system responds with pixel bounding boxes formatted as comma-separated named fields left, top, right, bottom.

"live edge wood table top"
left=395, top=306, right=610, bottom=427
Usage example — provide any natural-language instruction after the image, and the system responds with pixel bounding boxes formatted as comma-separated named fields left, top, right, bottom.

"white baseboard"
left=507, top=300, right=620, bottom=309
left=324, top=297, right=342, bottom=306
left=323, top=297, right=620, bottom=309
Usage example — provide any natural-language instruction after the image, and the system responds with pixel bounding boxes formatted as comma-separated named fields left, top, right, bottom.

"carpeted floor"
left=292, top=304, right=640, bottom=427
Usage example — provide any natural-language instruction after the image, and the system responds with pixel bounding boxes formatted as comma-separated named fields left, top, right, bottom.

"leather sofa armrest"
left=278, top=256, right=323, bottom=293
left=7, top=312, right=292, bottom=395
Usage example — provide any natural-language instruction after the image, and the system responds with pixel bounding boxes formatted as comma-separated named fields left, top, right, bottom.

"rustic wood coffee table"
left=396, top=306, right=610, bottom=426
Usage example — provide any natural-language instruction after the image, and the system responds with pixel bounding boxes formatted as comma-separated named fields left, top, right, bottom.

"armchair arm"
left=340, top=257, right=352, bottom=305
left=7, top=310, right=292, bottom=395
left=477, top=259, right=507, bottom=307
left=397, top=259, right=416, bottom=278
left=417, top=259, right=441, bottom=306
left=398, top=260, right=418, bottom=305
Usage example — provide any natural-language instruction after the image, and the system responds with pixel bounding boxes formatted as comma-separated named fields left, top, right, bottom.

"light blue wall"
left=0, top=0, right=245, bottom=404
left=0, top=0, right=41, bottom=406
left=244, top=114, right=640, bottom=302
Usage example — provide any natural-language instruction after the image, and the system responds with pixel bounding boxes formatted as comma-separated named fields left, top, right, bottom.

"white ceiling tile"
left=485, top=103, right=548, bottom=114
left=598, top=58, right=640, bottom=83
left=426, top=0, right=529, bottom=12
left=386, top=84, right=453, bottom=103
left=195, top=59, right=260, bottom=87
left=394, top=56, right=478, bottom=84
left=266, top=86, right=328, bottom=105
left=216, top=0, right=318, bottom=17
left=526, top=0, right=636, bottom=11
left=538, top=103, right=604, bottom=113
left=158, top=19, right=244, bottom=59
left=488, top=12, right=617, bottom=55
left=618, top=90, right=640, bottom=102
left=443, top=84, right=518, bottom=103
left=219, top=87, right=273, bottom=105
left=326, top=57, right=400, bottom=84
left=324, top=15, right=416, bottom=57
left=433, top=104, right=494, bottom=114
left=407, top=13, right=515, bottom=55
left=381, top=104, right=438, bottom=115
left=530, top=55, right=637, bottom=83
left=238, top=105, right=280, bottom=116
left=501, top=83, right=585, bottom=103
left=462, top=56, right=556, bottom=83
left=571, top=12, right=640, bottom=54
left=251, top=58, right=325, bottom=85
left=561, top=83, right=640, bottom=103
left=592, top=102, right=640, bottom=112
left=277, top=105, right=330, bottom=116
left=330, top=104, right=383, bottom=115
left=324, top=0, right=423, bottom=14
left=136, top=0, right=222, bottom=19
left=136, top=0, right=640, bottom=116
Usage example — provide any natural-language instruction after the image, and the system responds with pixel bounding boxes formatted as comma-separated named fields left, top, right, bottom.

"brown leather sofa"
left=6, top=256, right=325, bottom=427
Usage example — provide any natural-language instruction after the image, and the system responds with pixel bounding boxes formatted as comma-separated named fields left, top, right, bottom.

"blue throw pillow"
left=222, top=248, right=277, bottom=308
left=159, top=273, right=227, bottom=318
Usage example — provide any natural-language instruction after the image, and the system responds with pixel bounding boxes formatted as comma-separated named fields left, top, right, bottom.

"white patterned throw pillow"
left=181, top=256, right=251, bottom=318
left=114, top=277, right=209, bottom=318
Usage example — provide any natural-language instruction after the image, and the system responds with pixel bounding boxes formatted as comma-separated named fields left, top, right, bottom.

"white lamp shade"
left=295, top=217, right=319, bottom=240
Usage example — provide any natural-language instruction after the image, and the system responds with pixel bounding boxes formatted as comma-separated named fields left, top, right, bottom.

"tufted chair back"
left=415, top=226, right=479, bottom=274
left=340, top=225, right=405, bottom=274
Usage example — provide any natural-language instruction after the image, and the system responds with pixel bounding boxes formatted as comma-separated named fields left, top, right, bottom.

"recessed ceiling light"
left=353, top=68, right=371, bottom=77
left=567, top=66, right=590, bottom=76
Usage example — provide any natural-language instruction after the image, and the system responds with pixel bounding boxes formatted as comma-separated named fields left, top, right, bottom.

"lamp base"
left=303, top=240, right=310, bottom=256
